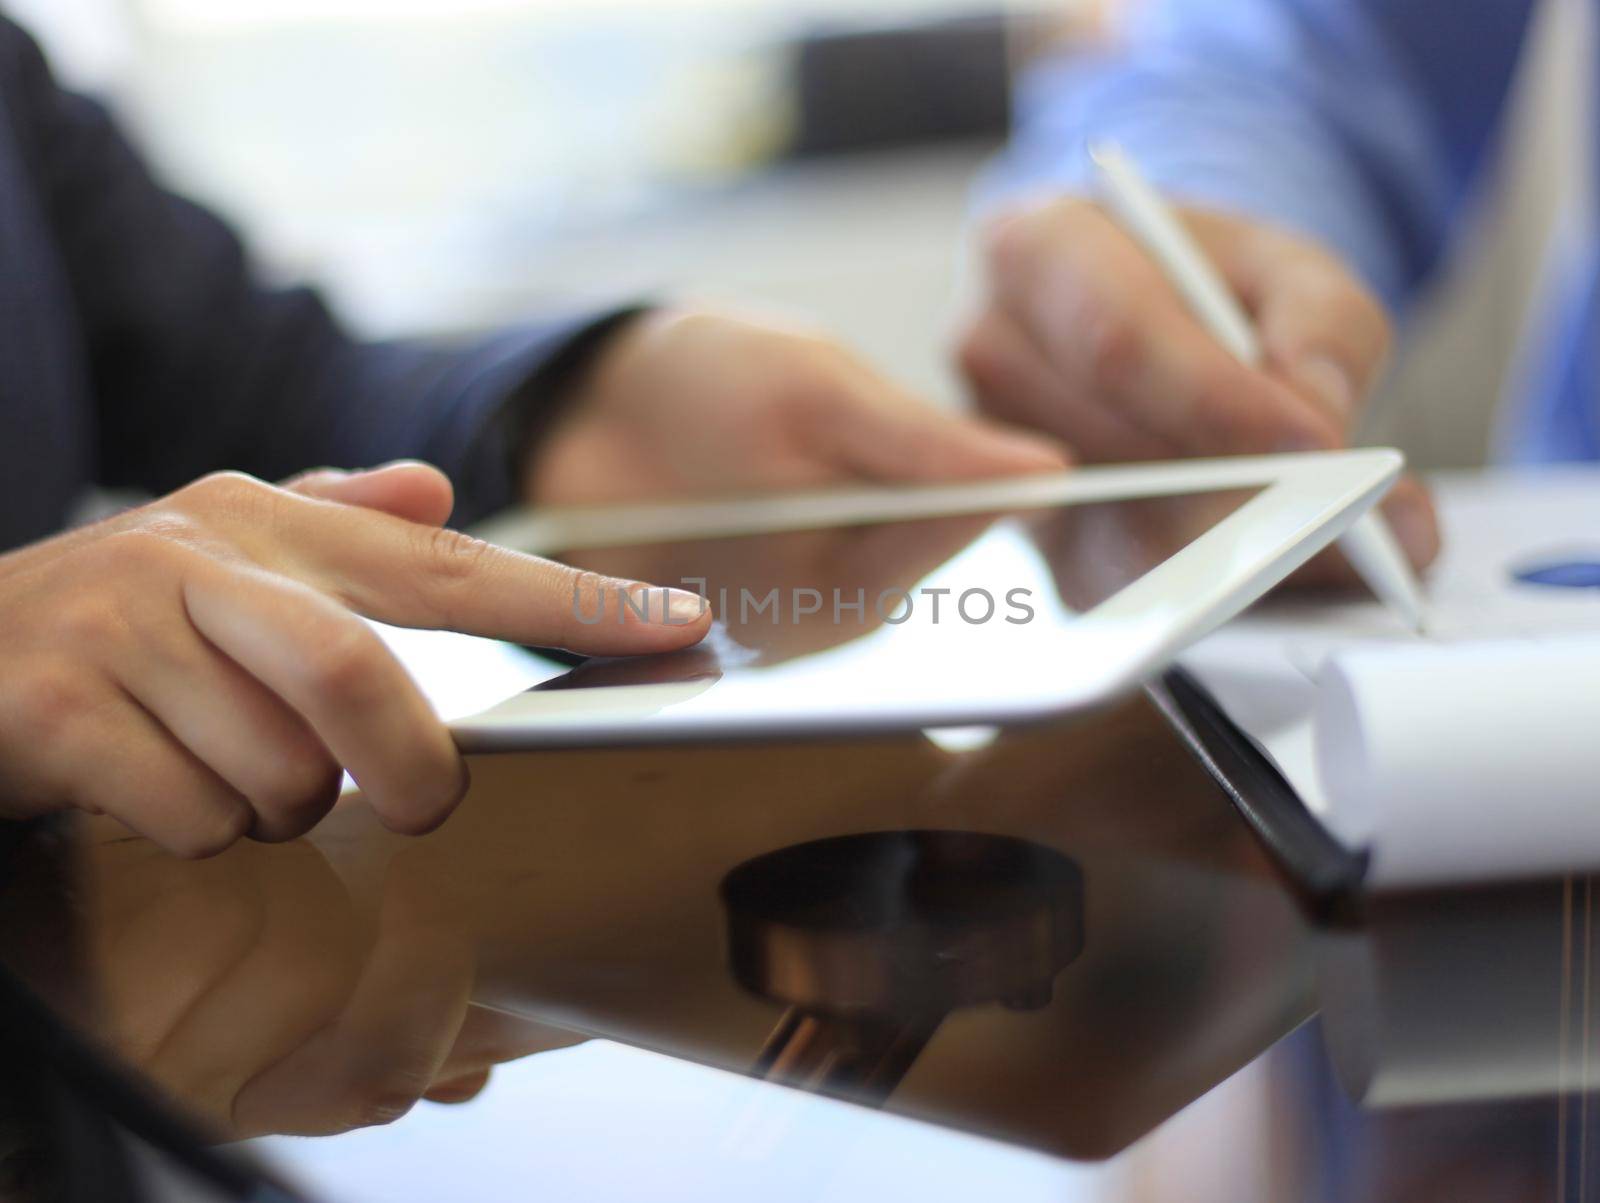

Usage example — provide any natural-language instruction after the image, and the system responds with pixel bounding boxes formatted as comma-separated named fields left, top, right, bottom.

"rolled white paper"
left=1315, top=635, right=1600, bottom=888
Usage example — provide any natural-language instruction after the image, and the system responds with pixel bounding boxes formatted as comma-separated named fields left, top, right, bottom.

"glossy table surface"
left=0, top=688, right=1585, bottom=1202
left=0, top=484, right=1591, bottom=1202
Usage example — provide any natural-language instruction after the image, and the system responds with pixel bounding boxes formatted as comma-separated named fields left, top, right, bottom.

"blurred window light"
left=6, top=0, right=133, bottom=89
left=32, top=0, right=1092, bottom=338
left=138, top=0, right=1053, bottom=30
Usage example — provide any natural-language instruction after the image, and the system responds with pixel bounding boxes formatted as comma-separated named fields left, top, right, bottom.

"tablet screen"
left=552, top=488, right=1258, bottom=672
left=440, top=485, right=1268, bottom=740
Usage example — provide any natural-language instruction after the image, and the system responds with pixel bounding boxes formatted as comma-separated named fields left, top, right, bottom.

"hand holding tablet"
left=0, top=464, right=710, bottom=856
left=456, top=449, right=1405, bottom=750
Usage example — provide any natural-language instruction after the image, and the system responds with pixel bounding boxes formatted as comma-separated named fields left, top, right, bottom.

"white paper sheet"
left=1182, top=468, right=1600, bottom=888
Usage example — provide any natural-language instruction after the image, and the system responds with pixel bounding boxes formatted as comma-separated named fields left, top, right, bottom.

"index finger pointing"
left=246, top=487, right=712, bottom=655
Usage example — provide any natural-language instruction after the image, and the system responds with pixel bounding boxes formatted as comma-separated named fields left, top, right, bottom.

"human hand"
left=0, top=462, right=709, bottom=855
left=79, top=828, right=580, bottom=1138
left=528, top=307, right=1070, bottom=509
left=957, top=199, right=1440, bottom=574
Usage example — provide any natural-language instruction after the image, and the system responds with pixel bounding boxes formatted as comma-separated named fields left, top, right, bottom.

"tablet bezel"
left=453, top=449, right=1403, bottom=749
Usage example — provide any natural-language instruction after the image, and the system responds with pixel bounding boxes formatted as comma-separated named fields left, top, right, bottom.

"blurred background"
left=4, top=0, right=1099, bottom=398
left=2, top=3, right=1591, bottom=1197
left=8, top=0, right=1592, bottom=470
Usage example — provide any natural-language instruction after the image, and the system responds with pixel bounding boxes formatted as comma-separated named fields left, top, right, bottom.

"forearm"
left=984, top=0, right=1537, bottom=313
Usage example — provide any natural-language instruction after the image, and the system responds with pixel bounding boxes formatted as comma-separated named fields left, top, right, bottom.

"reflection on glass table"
left=0, top=697, right=1309, bottom=1166
left=0, top=632, right=1594, bottom=1198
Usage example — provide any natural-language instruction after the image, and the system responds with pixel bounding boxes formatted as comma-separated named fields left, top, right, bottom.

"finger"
left=182, top=557, right=469, bottom=836
left=985, top=201, right=1341, bottom=455
left=54, top=688, right=252, bottom=858
left=232, top=869, right=475, bottom=1136
left=135, top=844, right=362, bottom=1132
left=183, top=474, right=712, bottom=657
left=1196, top=214, right=1392, bottom=426
left=958, top=307, right=1178, bottom=462
left=1291, top=474, right=1442, bottom=587
left=4, top=462, right=449, bottom=581
left=113, top=620, right=342, bottom=843
left=1381, top=474, right=1443, bottom=571
left=804, top=358, right=1072, bottom=483
left=422, top=1070, right=491, bottom=1105
left=86, top=848, right=277, bottom=1067
left=282, top=461, right=456, bottom=528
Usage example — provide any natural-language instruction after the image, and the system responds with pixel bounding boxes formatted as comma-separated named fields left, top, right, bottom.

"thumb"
left=283, top=462, right=456, bottom=527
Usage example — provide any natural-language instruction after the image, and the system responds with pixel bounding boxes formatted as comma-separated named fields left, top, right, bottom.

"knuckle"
left=302, top=622, right=386, bottom=703
left=167, top=800, right=251, bottom=860
left=1287, top=254, right=1392, bottom=365
left=175, top=471, right=276, bottom=525
left=251, top=754, right=343, bottom=837
left=984, top=198, right=1093, bottom=273
left=955, top=317, right=1000, bottom=383
left=8, top=662, right=92, bottom=744
left=411, top=526, right=499, bottom=627
left=982, top=207, right=1042, bottom=277
left=93, top=523, right=201, bottom=576
left=658, top=307, right=725, bottom=346
left=1080, top=308, right=1144, bottom=395
left=53, top=595, right=130, bottom=652
left=423, top=525, right=494, bottom=586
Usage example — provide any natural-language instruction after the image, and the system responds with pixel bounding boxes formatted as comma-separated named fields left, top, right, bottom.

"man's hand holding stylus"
left=957, top=198, right=1442, bottom=576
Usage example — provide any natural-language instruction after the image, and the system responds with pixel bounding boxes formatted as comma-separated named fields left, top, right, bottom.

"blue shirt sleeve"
left=983, top=0, right=1539, bottom=313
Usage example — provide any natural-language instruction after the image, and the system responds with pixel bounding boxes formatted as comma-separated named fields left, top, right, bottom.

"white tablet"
left=447, top=450, right=1402, bottom=749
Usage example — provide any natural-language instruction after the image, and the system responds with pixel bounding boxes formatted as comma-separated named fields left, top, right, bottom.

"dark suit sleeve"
left=1, top=19, right=607, bottom=525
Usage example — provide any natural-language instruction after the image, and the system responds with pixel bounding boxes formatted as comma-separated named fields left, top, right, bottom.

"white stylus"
left=1089, top=140, right=1428, bottom=634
